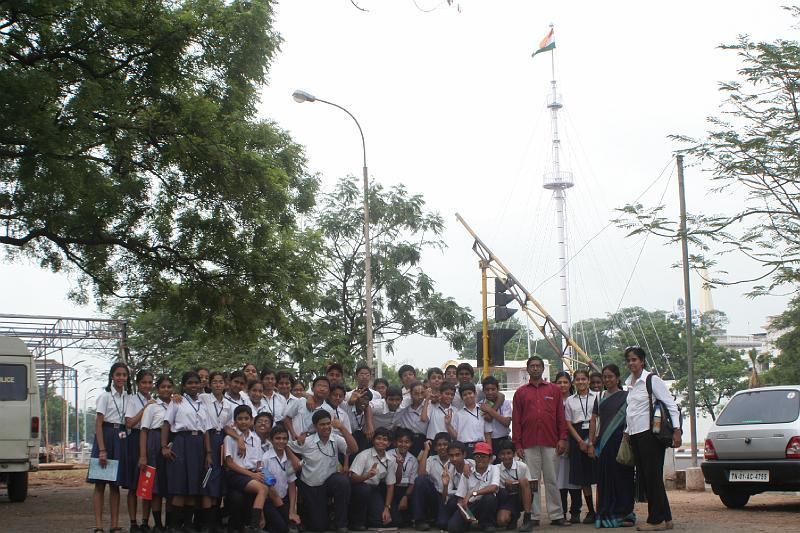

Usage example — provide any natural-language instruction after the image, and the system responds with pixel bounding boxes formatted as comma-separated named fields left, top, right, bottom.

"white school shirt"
left=400, top=387, right=412, bottom=408
left=447, top=459, right=475, bottom=496
left=322, top=402, right=352, bottom=436
left=141, top=399, right=169, bottom=430
left=250, top=398, right=273, bottom=416
left=124, top=392, right=150, bottom=429
left=200, top=393, right=232, bottom=431
left=263, top=448, right=296, bottom=498
left=262, top=391, right=288, bottom=422
left=371, top=400, right=403, bottom=430
left=96, top=388, right=129, bottom=425
left=258, top=434, right=272, bottom=454
left=396, top=402, right=428, bottom=435
left=625, top=370, right=680, bottom=436
left=565, top=391, right=598, bottom=427
left=386, top=449, right=418, bottom=486
left=223, top=392, right=253, bottom=412
left=454, top=405, right=488, bottom=443
left=451, top=383, right=484, bottom=410
left=425, top=455, right=453, bottom=494
left=164, top=394, right=211, bottom=433
left=426, top=402, right=453, bottom=439
left=224, top=430, right=262, bottom=470
left=350, top=447, right=396, bottom=487
left=288, top=433, right=348, bottom=487
left=481, top=399, right=512, bottom=439
left=347, top=404, right=369, bottom=433
left=455, top=464, right=500, bottom=500
left=285, top=398, right=327, bottom=436
left=497, top=459, right=531, bottom=485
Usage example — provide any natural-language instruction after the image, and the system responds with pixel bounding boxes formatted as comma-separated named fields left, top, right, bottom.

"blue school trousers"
left=298, top=473, right=350, bottom=531
left=447, top=493, right=498, bottom=533
left=349, top=481, right=387, bottom=528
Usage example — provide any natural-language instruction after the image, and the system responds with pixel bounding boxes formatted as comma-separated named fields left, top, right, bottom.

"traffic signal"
left=476, top=328, right=516, bottom=367
left=494, top=278, right=517, bottom=322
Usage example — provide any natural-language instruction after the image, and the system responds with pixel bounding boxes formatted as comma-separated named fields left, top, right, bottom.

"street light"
left=292, top=89, right=379, bottom=377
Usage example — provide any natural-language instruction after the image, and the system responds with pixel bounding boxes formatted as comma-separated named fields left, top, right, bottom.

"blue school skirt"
left=201, top=429, right=225, bottom=499
left=166, top=430, right=205, bottom=496
left=87, top=422, right=125, bottom=485
left=120, top=427, right=141, bottom=489
left=145, top=428, right=169, bottom=497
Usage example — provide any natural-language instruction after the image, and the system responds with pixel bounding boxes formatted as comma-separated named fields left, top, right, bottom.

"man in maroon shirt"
left=512, top=356, right=570, bottom=527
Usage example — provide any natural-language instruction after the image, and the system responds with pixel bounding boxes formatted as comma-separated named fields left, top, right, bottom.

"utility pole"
left=677, top=154, right=697, bottom=466
left=480, top=261, right=490, bottom=376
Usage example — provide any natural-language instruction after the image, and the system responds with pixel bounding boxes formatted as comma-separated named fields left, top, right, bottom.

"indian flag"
left=531, top=28, right=555, bottom=58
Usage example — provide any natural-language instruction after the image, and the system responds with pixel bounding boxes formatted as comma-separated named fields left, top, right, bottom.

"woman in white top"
left=89, top=362, right=132, bottom=533
left=564, top=370, right=598, bottom=524
left=623, top=346, right=680, bottom=531
left=553, top=371, right=581, bottom=523
left=122, top=369, right=155, bottom=532
left=138, top=375, right=174, bottom=531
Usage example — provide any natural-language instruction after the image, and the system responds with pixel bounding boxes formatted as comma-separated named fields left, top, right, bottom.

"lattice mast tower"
left=541, top=27, right=574, bottom=368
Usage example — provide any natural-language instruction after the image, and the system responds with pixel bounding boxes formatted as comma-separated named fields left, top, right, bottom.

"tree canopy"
left=616, top=7, right=800, bottom=297
left=1, top=0, right=319, bottom=341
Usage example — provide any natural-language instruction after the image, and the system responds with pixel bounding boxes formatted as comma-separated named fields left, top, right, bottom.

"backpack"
left=645, top=373, right=683, bottom=448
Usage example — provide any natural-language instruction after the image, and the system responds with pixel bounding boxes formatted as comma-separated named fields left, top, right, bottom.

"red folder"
left=136, top=465, right=156, bottom=500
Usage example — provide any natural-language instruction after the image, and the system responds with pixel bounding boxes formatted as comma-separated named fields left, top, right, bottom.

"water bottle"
left=263, top=466, right=276, bottom=487
left=653, top=404, right=662, bottom=433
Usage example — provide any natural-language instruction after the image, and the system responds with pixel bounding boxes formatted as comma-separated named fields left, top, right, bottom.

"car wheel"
left=7, top=471, right=28, bottom=502
left=719, top=488, right=749, bottom=509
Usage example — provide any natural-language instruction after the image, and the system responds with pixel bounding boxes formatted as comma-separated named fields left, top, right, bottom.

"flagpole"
left=549, top=23, right=555, bottom=81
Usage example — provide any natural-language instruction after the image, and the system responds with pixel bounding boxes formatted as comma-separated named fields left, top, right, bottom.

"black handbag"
left=646, top=373, right=682, bottom=448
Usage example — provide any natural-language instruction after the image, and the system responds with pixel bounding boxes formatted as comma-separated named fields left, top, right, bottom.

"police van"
left=0, top=336, right=40, bottom=502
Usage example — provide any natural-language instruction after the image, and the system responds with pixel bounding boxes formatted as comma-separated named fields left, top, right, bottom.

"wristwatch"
left=472, top=491, right=478, bottom=498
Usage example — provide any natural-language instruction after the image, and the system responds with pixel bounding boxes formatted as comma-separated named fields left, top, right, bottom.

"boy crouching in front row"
left=496, top=440, right=535, bottom=532
left=348, top=427, right=396, bottom=530
left=448, top=441, right=499, bottom=533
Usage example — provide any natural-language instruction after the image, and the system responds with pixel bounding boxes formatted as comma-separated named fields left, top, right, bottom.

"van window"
left=717, top=389, right=800, bottom=426
left=0, top=364, right=28, bottom=401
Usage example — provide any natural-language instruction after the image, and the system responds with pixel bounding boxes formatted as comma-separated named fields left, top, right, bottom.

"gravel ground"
left=1, top=470, right=799, bottom=532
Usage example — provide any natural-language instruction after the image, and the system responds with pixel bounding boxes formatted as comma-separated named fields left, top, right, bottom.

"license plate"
left=728, top=470, right=769, bottom=482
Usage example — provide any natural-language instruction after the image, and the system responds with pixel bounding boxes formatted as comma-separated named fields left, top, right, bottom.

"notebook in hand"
left=88, top=458, right=119, bottom=482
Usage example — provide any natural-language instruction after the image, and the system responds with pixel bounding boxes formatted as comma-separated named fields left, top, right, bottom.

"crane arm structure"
left=456, top=213, right=599, bottom=373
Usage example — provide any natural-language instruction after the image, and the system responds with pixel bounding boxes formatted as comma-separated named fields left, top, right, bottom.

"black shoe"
left=519, top=515, right=535, bottom=532
left=582, top=513, right=596, bottom=525
left=336, top=528, right=349, bottom=533
left=550, top=518, right=572, bottom=527
left=415, top=521, right=431, bottom=531
left=482, top=526, right=496, bottom=533
left=569, top=513, right=581, bottom=524
left=350, top=526, right=366, bottom=532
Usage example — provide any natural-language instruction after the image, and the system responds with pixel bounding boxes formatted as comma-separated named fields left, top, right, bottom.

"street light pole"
left=292, top=89, right=378, bottom=376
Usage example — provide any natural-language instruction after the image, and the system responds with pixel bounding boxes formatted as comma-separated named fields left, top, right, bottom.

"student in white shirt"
left=324, top=383, right=353, bottom=436
left=262, top=424, right=301, bottom=533
left=289, top=409, right=358, bottom=532
left=414, top=432, right=454, bottom=531
left=261, top=368, right=288, bottom=422
left=348, top=427, right=396, bottom=529
left=479, top=376, right=512, bottom=460
left=224, top=405, right=280, bottom=532
left=453, top=383, right=489, bottom=458
left=254, top=412, right=274, bottom=453
left=138, top=375, right=173, bottom=532
left=122, top=370, right=155, bottom=533
left=225, top=370, right=254, bottom=411
left=161, top=371, right=213, bottom=531
left=442, top=441, right=476, bottom=531
left=448, top=441, right=499, bottom=533
left=347, top=388, right=374, bottom=456
left=423, top=382, right=456, bottom=440
left=346, top=363, right=383, bottom=405
left=565, top=369, right=599, bottom=524
left=495, top=440, right=535, bottom=532
left=89, top=362, right=132, bottom=533
left=284, top=376, right=330, bottom=440
left=248, top=379, right=272, bottom=416
left=395, top=381, right=429, bottom=456
left=372, top=386, right=405, bottom=432
left=386, top=428, right=419, bottom=527
left=397, top=364, right=419, bottom=408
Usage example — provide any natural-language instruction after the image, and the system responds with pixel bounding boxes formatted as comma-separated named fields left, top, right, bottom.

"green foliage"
left=0, top=0, right=320, bottom=341
left=615, top=7, right=800, bottom=296
left=764, top=295, right=800, bottom=385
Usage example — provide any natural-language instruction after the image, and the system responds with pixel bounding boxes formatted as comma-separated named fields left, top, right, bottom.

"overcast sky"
left=1, top=0, right=795, bottom=392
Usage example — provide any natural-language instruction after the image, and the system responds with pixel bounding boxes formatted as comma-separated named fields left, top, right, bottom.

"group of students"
left=88, top=348, right=680, bottom=533
left=88, top=361, right=517, bottom=533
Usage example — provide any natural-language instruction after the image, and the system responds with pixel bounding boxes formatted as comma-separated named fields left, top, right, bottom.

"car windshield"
left=717, top=389, right=800, bottom=426
left=0, top=364, right=27, bottom=401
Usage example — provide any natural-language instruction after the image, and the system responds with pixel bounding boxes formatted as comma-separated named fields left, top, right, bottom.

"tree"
left=764, top=295, right=800, bottom=385
left=0, top=0, right=320, bottom=341
left=616, top=7, right=800, bottom=296
left=294, top=177, right=473, bottom=376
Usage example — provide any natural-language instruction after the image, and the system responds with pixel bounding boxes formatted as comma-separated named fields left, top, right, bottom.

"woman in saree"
left=589, top=364, right=636, bottom=528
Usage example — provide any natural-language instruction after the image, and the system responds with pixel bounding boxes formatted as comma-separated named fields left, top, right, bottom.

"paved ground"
left=1, top=469, right=800, bottom=532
